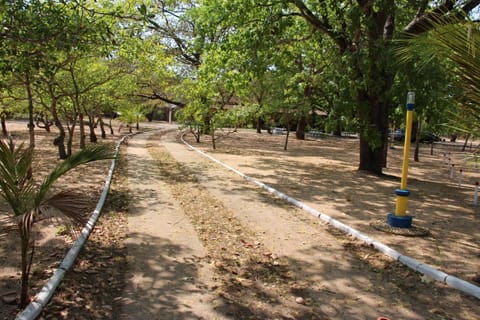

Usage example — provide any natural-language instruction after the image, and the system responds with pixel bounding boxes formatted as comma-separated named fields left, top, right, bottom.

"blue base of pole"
left=387, top=213, right=413, bottom=228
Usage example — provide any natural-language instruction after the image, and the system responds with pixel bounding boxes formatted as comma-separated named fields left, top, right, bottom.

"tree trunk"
left=1, top=112, right=7, bottom=136
left=462, top=134, right=470, bottom=152
left=414, top=117, right=422, bottom=161
left=256, top=117, right=262, bottom=134
left=356, top=5, right=394, bottom=175
left=67, top=124, right=75, bottom=156
left=79, top=113, right=86, bottom=149
left=99, top=117, right=107, bottom=139
left=88, top=116, right=97, bottom=143
left=332, top=119, right=342, bottom=136
left=35, top=113, right=52, bottom=132
left=196, top=127, right=201, bottom=143
left=283, top=113, right=291, bottom=151
left=284, top=130, right=290, bottom=151
left=358, top=137, right=384, bottom=174
left=19, top=228, right=30, bottom=308
left=108, top=118, right=114, bottom=135
left=48, top=85, right=68, bottom=159
left=356, top=84, right=390, bottom=175
left=211, top=126, right=216, bottom=150
left=53, top=134, right=67, bottom=159
left=382, top=134, right=389, bottom=168
left=296, top=116, right=306, bottom=140
left=25, top=74, right=35, bottom=150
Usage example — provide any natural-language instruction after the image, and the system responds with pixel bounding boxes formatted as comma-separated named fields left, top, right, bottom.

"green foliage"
left=396, top=14, right=480, bottom=137
left=55, top=224, right=70, bottom=236
left=117, top=105, right=147, bottom=130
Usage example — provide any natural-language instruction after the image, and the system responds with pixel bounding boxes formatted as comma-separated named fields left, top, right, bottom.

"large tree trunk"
left=256, top=117, right=263, bottom=134
left=296, top=116, right=306, bottom=140
left=356, top=5, right=394, bottom=174
left=332, top=123, right=342, bottom=136
left=358, top=137, right=385, bottom=174
left=357, top=87, right=390, bottom=174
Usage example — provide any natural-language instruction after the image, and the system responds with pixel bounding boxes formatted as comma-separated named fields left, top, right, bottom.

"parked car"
left=392, top=129, right=405, bottom=141
left=420, top=132, right=441, bottom=143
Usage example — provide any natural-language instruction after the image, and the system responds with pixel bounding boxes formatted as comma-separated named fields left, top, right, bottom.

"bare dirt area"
left=164, top=129, right=479, bottom=319
left=1, top=121, right=479, bottom=320
left=0, top=121, right=124, bottom=319
left=186, top=129, right=480, bottom=281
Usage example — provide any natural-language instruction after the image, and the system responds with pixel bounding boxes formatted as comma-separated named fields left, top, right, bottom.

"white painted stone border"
left=16, top=134, right=134, bottom=320
left=180, top=132, right=480, bottom=300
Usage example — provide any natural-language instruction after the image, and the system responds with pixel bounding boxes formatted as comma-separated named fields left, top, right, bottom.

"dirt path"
left=118, top=128, right=226, bottom=319
left=120, top=126, right=478, bottom=320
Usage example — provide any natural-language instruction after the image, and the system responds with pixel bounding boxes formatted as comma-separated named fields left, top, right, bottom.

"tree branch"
left=289, top=0, right=349, bottom=52
left=404, top=0, right=480, bottom=35
left=136, top=93, right=186, bottom=107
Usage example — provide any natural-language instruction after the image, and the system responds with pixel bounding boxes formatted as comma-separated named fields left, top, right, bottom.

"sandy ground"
left=117, top=123, right=478, bottom=319
left=191, top=128, right=480, bottom=281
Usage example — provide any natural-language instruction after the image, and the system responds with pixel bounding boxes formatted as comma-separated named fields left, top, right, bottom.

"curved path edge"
left=180, top=132, right=480, bottom=300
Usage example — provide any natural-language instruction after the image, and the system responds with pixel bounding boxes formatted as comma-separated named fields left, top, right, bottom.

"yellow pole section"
left=395, top=92, right=415, bottom=217
left=395, top=196, right=408, bottom=216
left=400, top=109, right=413, bottom=190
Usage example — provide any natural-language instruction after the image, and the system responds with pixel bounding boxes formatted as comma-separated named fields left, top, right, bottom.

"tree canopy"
left=1, top=0, right=479, bottom=173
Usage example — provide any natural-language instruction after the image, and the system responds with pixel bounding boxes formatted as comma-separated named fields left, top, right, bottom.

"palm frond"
left=35, top=144, right=114, bottom=207
left=396, top=14, right=480, bottom=135
left=38, top=191, right=90, bottom=225
left=0, top=139, right=35, bottom=216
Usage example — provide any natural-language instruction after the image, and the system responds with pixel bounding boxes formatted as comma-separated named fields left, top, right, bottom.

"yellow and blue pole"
left=388, top=92, right=415, bottom=228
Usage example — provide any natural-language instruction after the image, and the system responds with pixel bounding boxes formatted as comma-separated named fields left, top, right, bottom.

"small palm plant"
left=117, top=106, right=146, bottom=133
left=0, top=138, right=113, bottom=307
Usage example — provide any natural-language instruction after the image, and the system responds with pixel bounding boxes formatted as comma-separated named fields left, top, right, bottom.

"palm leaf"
left=396, top=14, right=480, bottom=131
left=0, top=139, right=35, bottom=216
left=38, top=191, right=91, bottom=225
left=34, top=144, right=114, bottom=207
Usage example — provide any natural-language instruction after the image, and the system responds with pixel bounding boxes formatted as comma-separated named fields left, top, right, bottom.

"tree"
left=1, top=0, right=118, bottom=156
left=136, top=0, right=204, bottom=107
left=392, top=49, right=456, bottom=161
left=0, top=139, right=113, bottom=307
left=184, top=0, right=479, bottom=174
